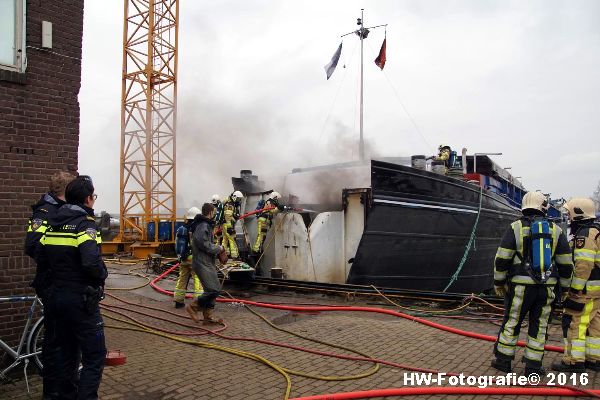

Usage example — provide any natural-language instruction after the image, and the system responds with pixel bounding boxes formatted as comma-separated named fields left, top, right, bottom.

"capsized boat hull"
left=347, top=160, right=520, bottom=293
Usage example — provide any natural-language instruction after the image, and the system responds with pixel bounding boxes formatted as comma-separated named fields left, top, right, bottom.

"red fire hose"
left=289, top=387, right=600, bottom=400
left=149, top=264, right=564, bottom=353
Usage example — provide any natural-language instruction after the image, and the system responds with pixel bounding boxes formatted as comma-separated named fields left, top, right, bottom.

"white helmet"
left=521, top=191, right=548, bottom=213
left=269, top=191, right=282, bottom=202
left=563, top=197, right=596, bottom=221
left=185, top=206, right=201, bottom=220
left=231, top=191, right=243, bottom=202
left=211, top=194, right=221, bottom=205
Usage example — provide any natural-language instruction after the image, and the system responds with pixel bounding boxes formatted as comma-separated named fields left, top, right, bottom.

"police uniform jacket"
left=26, top=193, right=66, bottom=294
left=493, top=217, right=573, bottom=288
left=36, top=204, right=107, bottom=290
left=569, top=221, right=600, bottom=298
left=25, top=193, right=65, bottom=257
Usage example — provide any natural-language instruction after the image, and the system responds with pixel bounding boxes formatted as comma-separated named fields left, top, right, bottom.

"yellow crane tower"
left=105, top=0, right=179, bottom=258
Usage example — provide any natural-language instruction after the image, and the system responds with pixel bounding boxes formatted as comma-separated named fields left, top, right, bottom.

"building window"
left=0, top=0, right=26, bottom=72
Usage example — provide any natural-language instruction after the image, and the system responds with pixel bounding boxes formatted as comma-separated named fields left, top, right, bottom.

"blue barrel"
left=158, top=221, right=172, bottom=241
left=147, top=222, right=156, bottom=241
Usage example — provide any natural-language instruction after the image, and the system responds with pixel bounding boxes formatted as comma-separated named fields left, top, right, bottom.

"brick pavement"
left=1, top=264, right=598, bottom=399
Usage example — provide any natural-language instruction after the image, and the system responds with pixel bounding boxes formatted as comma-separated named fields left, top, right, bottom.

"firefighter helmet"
left=211, top=194, right=221, bottom=205
left=231, top=191, right=243, bottom=202
left=563, top=197, right=596, bottom=221
left=269, top=192, right=282, bottom=201
left=438, top=145, right=450, bottom=152
left=185, top=207, right=201, bottom=220
left=521, top=191, right=548, bottom=213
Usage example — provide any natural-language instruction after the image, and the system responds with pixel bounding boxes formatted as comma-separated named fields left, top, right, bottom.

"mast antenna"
left=341, top=10, right=387, bottom=162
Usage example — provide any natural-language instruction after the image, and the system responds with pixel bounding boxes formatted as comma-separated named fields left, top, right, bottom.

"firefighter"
left=186, top=203, right=225, bottom=324
left=491, top=191, right=573, bottom=375
left=173, top=207, right=204, bottom=308
left=552, top=197, right=600, bottom=372
left=221, top=191, right=243, bottom=259
left=25, top=170, right=74, bottom=400
left=252, top=192, right=285, bottom=254
left=211, top=194, right=224, bottom=246
left=428, top=145, right=452, bottom=166
left=36, top=175, right=108, bottom=399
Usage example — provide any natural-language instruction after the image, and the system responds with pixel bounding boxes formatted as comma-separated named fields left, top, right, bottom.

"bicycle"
left=0, top=296, right=45, bottom=392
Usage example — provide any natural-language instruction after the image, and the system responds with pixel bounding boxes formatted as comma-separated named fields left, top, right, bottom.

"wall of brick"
left=0, top=0, right=84, bottom=349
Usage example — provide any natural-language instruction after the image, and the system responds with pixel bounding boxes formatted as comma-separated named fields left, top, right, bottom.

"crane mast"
left=118, top=0, right=178, bottom=253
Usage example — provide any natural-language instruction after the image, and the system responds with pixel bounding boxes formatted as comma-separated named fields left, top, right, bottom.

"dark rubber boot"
left=174, top=301, right=184, bottom=309
left=491, top=358, right=512, bottom=373
left=524, top=366, right=546, bottom=376
left=551, top=360, right=585, bottom=372
left=585, top=361, right=600, bottom=371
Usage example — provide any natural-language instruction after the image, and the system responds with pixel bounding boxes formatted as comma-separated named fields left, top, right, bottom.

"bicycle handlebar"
left=0, top=296, right=38, bottom=302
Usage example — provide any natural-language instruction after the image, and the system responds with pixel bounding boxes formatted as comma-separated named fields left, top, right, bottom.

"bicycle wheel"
left=27, top=316, right=44, bottom=372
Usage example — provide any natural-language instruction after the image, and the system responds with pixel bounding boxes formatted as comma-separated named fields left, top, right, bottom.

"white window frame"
left=0, top=0, right=27, bottom=73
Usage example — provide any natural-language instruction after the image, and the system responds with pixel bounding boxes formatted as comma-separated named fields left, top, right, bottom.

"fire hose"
left=149, top=263, right=564, bottom=353
left=289, top=387, right=600, bottom=400
left=105, top=263, right=595, bottom=399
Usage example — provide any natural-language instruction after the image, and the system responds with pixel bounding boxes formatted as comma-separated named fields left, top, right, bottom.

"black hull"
left=347, top=160, right=520, bottom=293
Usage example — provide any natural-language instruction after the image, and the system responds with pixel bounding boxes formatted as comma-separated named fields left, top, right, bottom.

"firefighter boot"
left=524, top=365, right=546, bottom=377
left=490, top=358, right=512, bottom=373
left=551, top=360, right=585, bottom=373
left=185, top=301, right=201, bottom=322
left=202, top=308, right=223, bottom=325
left=523, top=358, right=546, bottom=377
left=585, top=361, right=600, bottom=371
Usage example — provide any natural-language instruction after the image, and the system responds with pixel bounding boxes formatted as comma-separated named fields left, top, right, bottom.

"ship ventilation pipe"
left=462, top=148, right=467, bottom=174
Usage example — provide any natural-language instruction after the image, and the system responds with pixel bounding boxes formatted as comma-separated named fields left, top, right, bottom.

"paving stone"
left=2, top=264, right=599, bottom=399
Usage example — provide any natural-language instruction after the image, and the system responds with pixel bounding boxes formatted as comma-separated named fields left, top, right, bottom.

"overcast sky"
left=78, top=0, right=600, bottom=214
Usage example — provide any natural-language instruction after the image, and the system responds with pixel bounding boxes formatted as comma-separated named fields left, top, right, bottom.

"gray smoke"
left=176, top=97, right=381, bottom=212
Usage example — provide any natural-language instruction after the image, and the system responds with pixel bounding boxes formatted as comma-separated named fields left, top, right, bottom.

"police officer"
left=491, top=191, right=573, bottom=375
left=25, top=171, right=74, bottom=400
left=26, top=171, right=75, bottom=293
left=553, top=197, right=600, bottom=372
left=173, top=207, right=204, bottom=308
left=37, top=175, right=108, bottom=400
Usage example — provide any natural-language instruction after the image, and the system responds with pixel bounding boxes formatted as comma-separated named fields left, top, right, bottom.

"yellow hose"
left=370, top=285, right=472, bottom=314
left=105, top=271, right=150, bottom=291
left=102, top=312, right=293, bottom=399
left=243, top=304, right=380, bottom=381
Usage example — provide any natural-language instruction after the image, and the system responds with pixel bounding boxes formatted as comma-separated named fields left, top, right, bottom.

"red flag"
left=374, top=38, right=386, bottom=70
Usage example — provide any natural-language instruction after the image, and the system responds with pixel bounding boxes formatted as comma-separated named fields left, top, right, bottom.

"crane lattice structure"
left=119, top=0, right=178, bottom=244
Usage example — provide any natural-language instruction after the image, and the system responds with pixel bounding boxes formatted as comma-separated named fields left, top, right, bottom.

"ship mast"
left=359, top=9, right=365, bottom=161
left=341, top=10, right=386, bottom=162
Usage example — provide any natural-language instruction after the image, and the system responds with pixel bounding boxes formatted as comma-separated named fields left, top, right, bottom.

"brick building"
left=0, top=0, right=84, bottom=347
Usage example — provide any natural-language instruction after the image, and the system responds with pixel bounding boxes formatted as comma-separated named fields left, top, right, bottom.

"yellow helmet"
left=563, top=197, right=596, bottom=221
left=521, top=191, right=548, bottom=213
